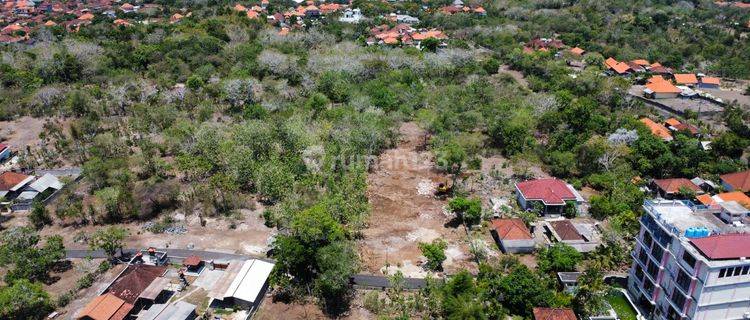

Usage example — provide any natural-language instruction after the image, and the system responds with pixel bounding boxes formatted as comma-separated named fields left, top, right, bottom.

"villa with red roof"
left=652, top=178, right=703, bottom=199
left=490, top=218, right=535, bottom=253
left=515, top=178, right=584, bottom=216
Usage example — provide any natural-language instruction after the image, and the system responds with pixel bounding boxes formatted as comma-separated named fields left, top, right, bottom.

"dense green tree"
left=0, top=228, right=65, bottom=283
left=0, top=279, right=53, bottom=319
left=419, top=239, right=447, bottom=271
left=537, top=243, right=583, bottom=274
left=88, top=226, right=129, bottom=262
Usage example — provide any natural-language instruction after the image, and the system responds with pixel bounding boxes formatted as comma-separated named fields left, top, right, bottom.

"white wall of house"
left=499, top=239, right=535, bottom=253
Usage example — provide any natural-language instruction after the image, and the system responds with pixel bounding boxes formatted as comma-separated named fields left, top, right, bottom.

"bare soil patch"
left=41, top=206, right=275, bottom=256
left=0, top=116, right=46, bottom=150
left=359, top=122, right=474, bottom=277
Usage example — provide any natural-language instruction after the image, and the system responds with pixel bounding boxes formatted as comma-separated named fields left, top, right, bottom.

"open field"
left=359, top=122, right=475, bottom=277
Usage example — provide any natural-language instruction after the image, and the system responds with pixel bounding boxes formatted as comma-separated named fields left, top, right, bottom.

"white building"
left=339, top=8, right=363, bottom=23
left=628, top=200, right=750, bottom=320
left=208, top=259, right=274, bottom=311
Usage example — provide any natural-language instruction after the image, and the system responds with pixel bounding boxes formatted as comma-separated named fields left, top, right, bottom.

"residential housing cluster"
left=77, top=248, right=275, bottom=320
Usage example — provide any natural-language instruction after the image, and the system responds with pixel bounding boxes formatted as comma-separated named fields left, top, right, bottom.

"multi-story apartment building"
left=628, top=200, right=750, bottom=320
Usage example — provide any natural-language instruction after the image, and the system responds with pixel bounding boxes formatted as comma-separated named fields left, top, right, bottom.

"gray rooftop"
left=645, top=200, right=748, bottom=236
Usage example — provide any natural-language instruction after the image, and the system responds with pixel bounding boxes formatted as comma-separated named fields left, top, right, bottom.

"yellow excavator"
left=435, top=180, right=452, bottom=198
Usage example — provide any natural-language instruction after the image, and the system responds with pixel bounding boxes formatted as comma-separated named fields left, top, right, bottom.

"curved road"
left=65, top=249, right=429, bottom=289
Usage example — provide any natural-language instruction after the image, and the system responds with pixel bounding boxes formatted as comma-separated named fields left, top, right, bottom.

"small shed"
left=182, top=255, right=204, bottom=275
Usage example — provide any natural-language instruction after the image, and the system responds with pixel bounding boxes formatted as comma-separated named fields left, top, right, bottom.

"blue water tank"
left=685, top=227, right=695, bottom=238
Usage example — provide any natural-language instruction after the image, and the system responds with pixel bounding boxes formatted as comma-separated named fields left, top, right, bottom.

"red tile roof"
left=674, top=73, right=698, bottom=84
left=183, top=255, right=201, bottom=267
left=721, top=170, right=750, bottom=192
left=653, top=178, right=702, bottom=194
left=77, top=293, right=133, bottom=320
left=516, top=179, right=576, bottom=205
left=549, top=220, right=583, bottom=241
left=533, top=307, right=577, bottom=320
left=106, top=265, right=166, bottom=303
left=701, top=76, right=720, bottom=85
left=639, top=118, right=673, bottom=140
left=491, top=218, right=532, bottom=240
left=570, top=47, right=584, bottom=55
left=0, top=171, right=31, bottom=191
left=691, top=233, right=750, bottom=260
left=645, top=81, right=681, bottom=94
left=0, top=144, right=7, bottom=151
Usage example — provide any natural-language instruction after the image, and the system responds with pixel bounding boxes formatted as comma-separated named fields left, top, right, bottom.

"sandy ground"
left=0, top=116, right=47, bottom=150
left=255, top=294, right=373, bottom=320
left=359, top=122, right=475, bottom=277
left=37, top=206, right=275, bottom=256
left=499, top=65, right=529, bottom=88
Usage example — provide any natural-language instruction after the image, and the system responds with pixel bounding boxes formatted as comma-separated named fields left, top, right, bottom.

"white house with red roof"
left=490, top=218, right=535, bottom=253
left=628, top=199, right=750, bottom=320
left=515, top=178, right=584, bottom=216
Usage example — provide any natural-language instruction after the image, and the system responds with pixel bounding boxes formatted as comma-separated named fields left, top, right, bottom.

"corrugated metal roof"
left=224, top=259, right=274, bottom=303
left=153, top=301, right=196, bottom=320
left=29, top=173, right=62, bottom=192
left=138, top=276, right=170, bottom=301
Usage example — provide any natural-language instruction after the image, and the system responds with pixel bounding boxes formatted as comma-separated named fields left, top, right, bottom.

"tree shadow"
left=51, top=259, right=73, bottom=273
left=443, top=216, right=463, bottom=229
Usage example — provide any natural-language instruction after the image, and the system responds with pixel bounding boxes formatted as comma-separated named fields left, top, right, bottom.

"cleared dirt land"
left=359, top=122, right=474, bottom=277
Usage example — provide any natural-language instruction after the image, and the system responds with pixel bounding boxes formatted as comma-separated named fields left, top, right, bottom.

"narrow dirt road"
left=359, top=122, right=473, bottom=277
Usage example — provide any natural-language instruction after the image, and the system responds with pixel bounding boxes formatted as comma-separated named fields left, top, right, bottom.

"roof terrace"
left=644, top=200, right=745, bottom=236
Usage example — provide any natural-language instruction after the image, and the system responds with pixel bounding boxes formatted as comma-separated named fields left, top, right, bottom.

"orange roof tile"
left=604, top=57, right=619, bottom=69
left=717, top=191, right=750, bottom=208
left=491, top=218, right=532, bottom=240
left=631, top=59, right=650, bottom=66
left=701, top=76, right=720, bottom=85
left=696, top=194, right=715, bottom=206
left=77, top=293, right=133, bottom=320
left=665, top=118, right=681, bottom=127
left=650, top=62, right=662, bottom=68
left=639, top=118, right=673, bottom=140
left=570, top=47, right=585, bottom=55
left=79, top=13, right=94, bottom=20
left=647, top=75, right=667, bottom=84
left=611, top=62, right=631, bottom=74
left=674, top=73, right=698, bottom=84
left=247, top=10, right=259, bottom=18
left=234, top=4, right=247, bottom=11
left=645, top=81, right=681, bottom=94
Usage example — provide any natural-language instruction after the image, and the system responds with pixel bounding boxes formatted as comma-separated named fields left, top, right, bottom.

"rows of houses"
left=367, top=23, right=447, bottom=47
left=639, top=117, right=701, bottom=142
left=437, top=0, right=486, bottom=16
left=77, top=248, right=275, bottom=320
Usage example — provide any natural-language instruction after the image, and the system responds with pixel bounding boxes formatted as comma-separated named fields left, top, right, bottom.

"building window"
left=647, top=260, right=659, bottom=279
left=639, top=248, right=649, bottom=265
left=670, top=287, right=686, bottom=311
left=651, top=244, right=664, bottom=261
left=643, top=231, right=653, bottom=248
left=718, top=266, right=750, bottom=278
left=644, top=278, right=655, bottom=297
left=682, top=251, right=696, bottom=268
left=676, top=269, right=691, bottom=292
left=635, top=265, right=644, bottom=281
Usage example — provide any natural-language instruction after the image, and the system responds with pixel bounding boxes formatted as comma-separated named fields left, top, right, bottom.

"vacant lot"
left=0, top=116, right=46, bottom=150
left=359, top=122, right=474, bottom=277
left=40, top=206, right=275, bottom=256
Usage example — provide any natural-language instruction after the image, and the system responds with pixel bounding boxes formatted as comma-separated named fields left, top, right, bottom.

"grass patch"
left=605, top=290, right=638, bottom=320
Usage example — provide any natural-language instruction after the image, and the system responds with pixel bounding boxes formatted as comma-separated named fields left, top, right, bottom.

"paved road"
left=66, top=249, right=430, bottom=290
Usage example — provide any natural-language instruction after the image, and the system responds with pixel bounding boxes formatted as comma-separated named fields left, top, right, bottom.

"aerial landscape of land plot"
left=1, top=0, right=750, bottom=319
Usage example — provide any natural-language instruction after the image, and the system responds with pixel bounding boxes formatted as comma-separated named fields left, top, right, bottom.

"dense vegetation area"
left=0, top=0, right=749, bottom=318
